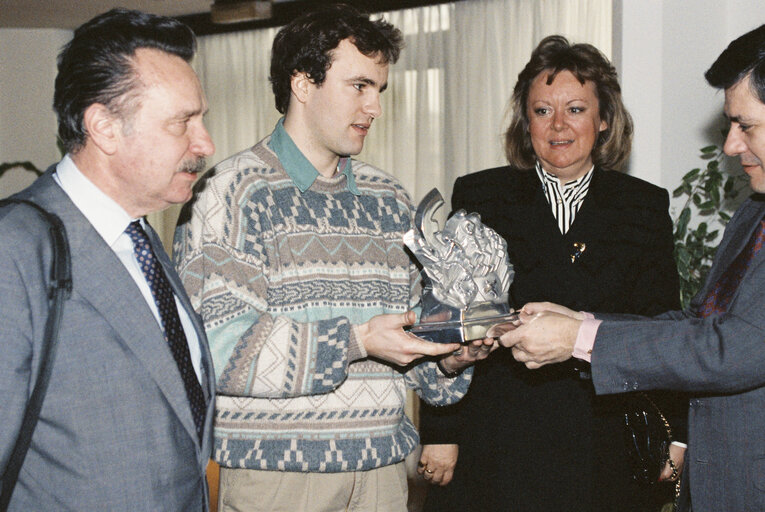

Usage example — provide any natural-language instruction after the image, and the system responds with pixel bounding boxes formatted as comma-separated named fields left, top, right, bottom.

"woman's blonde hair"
left=504, top=35, right=633, bottom=171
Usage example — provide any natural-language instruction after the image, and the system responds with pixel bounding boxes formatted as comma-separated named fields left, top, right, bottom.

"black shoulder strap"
left=0, top=199, right=72, bottom=511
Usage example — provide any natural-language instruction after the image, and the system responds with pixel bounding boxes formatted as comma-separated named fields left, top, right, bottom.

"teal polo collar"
left=268, top=117, right=359, bottom=195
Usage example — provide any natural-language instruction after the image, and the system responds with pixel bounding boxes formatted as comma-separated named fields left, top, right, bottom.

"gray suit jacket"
left=592, top=195, right=765, bottom=512
left=0, top=168, right=215, bottom=511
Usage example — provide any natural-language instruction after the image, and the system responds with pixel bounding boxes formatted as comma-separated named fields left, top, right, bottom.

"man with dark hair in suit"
left=499, top=24, right=765, bottom=512
left=0, top=9, right=216, bottom=511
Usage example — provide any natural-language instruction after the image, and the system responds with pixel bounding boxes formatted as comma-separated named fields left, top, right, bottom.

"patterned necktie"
left=698, top=218, right=765, bottom=317
left=125, top=220, right=206, bottom=441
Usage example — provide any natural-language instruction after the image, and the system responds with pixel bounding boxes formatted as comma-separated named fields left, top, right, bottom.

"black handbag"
left=623, top=391, right=674, bottom=485
left=0, top=199, right=72, bottom=511
left=623, top=392, right=683, bottom=511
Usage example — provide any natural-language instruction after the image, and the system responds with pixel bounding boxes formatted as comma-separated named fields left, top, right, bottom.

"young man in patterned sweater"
left=174, top=5, right=495, bottom=511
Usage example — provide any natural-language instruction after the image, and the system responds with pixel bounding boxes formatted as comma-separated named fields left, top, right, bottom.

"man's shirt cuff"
left=573, top=315, right=600, bottom=362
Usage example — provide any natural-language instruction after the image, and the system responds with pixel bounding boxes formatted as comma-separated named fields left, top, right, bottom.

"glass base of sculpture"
left=406, top=283, right=518, bottom=344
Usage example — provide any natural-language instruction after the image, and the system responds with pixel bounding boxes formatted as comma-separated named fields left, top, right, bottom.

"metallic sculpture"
left=404, top=189, right=517, bottom=344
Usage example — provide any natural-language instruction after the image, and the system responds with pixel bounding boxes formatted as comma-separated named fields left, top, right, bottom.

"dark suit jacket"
left=593, top=194, right=765, bottom=512
left=420, top=166, right=684, bottom=512
left=0, top=168, right=216, bottom=511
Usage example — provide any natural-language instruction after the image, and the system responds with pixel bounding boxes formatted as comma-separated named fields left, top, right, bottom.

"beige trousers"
left=218, top=462, right=408, bottom=512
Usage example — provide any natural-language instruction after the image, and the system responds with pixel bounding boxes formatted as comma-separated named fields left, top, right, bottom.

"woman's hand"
left=659, top=444, right=686, bottom=482
left=438, top=337, right=497, bottom=375
left=418, top=444, right=459, bottom=486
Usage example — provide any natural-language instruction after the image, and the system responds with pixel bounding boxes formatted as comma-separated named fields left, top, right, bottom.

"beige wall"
left=0, top=28, right=70, bottom=198
left=614, top=0, right=763, bottom=196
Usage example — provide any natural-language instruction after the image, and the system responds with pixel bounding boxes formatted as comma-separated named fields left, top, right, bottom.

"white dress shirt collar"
left=54, top=154, right=139, bottom=246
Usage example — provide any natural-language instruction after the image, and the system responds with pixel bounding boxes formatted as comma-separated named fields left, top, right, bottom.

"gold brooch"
left=570, top=242, right=586, bottom=263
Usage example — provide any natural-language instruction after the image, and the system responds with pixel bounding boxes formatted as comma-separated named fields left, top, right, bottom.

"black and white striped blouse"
left=535, top=161, right=594, bottom=234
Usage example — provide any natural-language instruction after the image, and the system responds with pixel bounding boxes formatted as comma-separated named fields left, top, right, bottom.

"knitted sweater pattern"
left=174, top=136, right=471, bottom=472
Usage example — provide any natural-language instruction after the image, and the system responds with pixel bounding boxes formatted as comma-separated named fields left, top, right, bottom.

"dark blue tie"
left=125, top=220, right=206, bottom=442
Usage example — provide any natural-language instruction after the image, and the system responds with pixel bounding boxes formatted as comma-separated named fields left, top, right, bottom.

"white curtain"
left=359, top=0, right=611, bottom=210
left=194, top=27, right=283, bottom=162
left=152, top=0, right=611, bottom=245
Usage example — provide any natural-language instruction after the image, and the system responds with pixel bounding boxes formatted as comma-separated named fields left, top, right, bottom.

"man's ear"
left=83, top=103, right=120, bottom=155
left=290, top=72, right=312, bottom=105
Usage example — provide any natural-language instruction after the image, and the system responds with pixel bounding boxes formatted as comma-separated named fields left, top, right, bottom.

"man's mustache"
left=181, top=157, right=207, bottom=174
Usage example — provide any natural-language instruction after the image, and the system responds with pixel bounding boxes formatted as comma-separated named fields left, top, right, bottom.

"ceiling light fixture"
left=210, top=0, right=272, bottom=24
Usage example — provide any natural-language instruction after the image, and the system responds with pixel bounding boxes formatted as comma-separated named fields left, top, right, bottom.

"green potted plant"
left=672, top=142, right=748, bottom=308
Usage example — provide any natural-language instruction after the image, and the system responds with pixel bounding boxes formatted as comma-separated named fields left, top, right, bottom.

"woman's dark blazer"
left=420, top=166, right=686, bottom=512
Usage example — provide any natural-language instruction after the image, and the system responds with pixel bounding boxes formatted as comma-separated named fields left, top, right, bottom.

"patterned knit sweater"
left=174, top=135, right=471, bottom=472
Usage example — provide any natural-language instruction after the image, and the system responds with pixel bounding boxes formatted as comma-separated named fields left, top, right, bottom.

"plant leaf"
left=682, top=168, right=700, bottom=181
